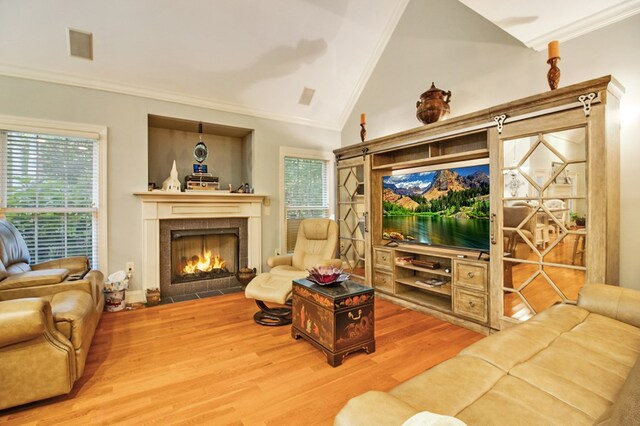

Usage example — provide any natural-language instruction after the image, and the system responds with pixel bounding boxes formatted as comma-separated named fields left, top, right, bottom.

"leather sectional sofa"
left=336, top=284, right=640, bottom=425
left=0, top=220, right=104, bottom=410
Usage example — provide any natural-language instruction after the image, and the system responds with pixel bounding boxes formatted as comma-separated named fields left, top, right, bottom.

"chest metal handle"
left=348, top=309, right=362, bottom=321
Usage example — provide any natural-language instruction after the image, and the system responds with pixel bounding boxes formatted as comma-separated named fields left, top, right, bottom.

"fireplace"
left=159, top=218, right=248, bottom=298
left=171, top=228, right=239, bottom=284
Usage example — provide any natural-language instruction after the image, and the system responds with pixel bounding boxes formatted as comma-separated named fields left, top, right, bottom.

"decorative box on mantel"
left=134, top=191, right=269, bottom=301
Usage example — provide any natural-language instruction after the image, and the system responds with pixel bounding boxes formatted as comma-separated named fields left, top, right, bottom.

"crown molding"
left=0, top=64, right=341, bottom=131
left=337, top=0, right=410, bottom=130
left=526, top=0, right=640, bottom=50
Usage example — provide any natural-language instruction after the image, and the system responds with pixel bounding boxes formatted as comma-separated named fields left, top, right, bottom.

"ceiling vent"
left=68, top=29, right=93, bottom=60
left=298, top=87, right=316, bottom=106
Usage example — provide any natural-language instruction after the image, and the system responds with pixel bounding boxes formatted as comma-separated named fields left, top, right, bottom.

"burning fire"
left=182, top=250, right=225, bottom=274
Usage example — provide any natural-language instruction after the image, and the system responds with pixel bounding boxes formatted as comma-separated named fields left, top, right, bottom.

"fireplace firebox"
left=159, top=218, right=248, bottom=299
left=171, top=228, right=239, bottom=284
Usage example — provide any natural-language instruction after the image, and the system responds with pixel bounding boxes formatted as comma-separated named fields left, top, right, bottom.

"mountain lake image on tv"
left=382, top=162, right=490, bottom=251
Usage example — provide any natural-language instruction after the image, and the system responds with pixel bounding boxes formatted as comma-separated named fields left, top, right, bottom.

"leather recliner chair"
left=0, top=220, right=104, bottom=410
left=245, top=218, right=341, bottom=326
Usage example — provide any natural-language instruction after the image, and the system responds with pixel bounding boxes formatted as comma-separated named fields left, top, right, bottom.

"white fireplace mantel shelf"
left=134, top=190, right=269, bottom=301
left=134, top=191, right=269, bottom=205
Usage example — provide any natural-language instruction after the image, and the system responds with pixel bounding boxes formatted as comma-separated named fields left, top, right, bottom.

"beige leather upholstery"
left=0, top=268, right=70, bottom=290
left=248, top=218, right=340, bottom=302
left=335, top=284, right=640, bottom=426
left=245, top=218, right=339, bottom=325
left=0, top=219, right=104, bottom=410
left=244, top=273, right=291, bottom=304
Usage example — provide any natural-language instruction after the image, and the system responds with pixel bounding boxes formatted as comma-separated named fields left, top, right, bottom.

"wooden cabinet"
left=335, top=76, right=621, bottom=332
left=452, top=260, right=488, bottom=323
left=291, top=278, right=375, bottom=367
left=371, top=244, right=490, bottom=333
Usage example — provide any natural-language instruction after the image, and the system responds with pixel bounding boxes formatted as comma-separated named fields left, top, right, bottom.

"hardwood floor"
left=0, top=293, right=482, bottom=425
left=504, top=232, right=586, bottom=321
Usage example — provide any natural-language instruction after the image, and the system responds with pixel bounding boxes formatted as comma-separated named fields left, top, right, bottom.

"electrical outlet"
left=274, top=248, right=281, bottom=256
left=126, top=262, right=134, bottom=273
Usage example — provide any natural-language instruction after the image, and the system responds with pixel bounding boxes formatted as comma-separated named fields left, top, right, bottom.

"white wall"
left=342, top=0, right=640, bottom=289
left=0, top=75, right=340, bottom=295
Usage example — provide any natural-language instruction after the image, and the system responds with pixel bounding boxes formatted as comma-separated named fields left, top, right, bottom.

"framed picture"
left=551, top=161, right=569, bottom=184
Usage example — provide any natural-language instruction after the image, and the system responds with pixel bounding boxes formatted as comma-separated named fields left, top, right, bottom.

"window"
left=0, top=118, right=107, bottom=270
left=280, top=148, right=333, bottom=252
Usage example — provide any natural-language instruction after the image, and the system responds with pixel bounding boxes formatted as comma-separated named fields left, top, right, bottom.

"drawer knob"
left=467, top=271, right=475, bottom=278
left=348, top=309, right=363, bottom=321
left=468, top=300, right=476, bottom=308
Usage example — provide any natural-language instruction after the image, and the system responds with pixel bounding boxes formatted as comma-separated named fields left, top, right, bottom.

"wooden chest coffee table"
left=291, top=279, right=375, bottom=367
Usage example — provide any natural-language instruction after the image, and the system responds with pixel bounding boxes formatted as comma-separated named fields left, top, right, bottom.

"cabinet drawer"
left=373, top=270, right=393, bottom=293
left=374, top=249, right=392, bottom=270
left=454, top=261, right=487, bottom=291
left=453, top=288, right=487, bottom=323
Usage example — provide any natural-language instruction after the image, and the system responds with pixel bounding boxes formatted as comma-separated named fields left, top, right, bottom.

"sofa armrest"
left=0, top=298, right=77, bottom=410
left=577, top=284, right=640, bottom=328
left=0, top=298, right=49, bottom=347
left=32, top=256, right=89, bottom=274
left=268, top=255, right=293, bottom=268
left=83, top=269, right=105, bottom=305
left=334, top=391, right=419, bottom=426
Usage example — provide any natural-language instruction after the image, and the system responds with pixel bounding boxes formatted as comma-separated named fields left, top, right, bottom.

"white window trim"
left=278, top=146, right=335, bottom=253
left=0, top=114, right=109, bottom=272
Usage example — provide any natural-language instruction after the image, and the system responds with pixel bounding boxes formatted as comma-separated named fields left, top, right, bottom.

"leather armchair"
left=245, top=218, right=340, bottom=325
left=0, top=220, right=104, bottom=410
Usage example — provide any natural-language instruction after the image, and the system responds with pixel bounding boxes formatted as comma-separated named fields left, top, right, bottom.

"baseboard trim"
left=125, top=289, right=145, bottom=304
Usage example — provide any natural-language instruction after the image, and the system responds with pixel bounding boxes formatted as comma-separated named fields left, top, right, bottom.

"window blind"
left=0, top=130, right=99, bottom=268
left=283, top=156, right=329, bottom=252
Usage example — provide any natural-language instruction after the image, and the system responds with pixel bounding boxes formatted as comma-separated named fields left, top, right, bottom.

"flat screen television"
left=382, top=159, right=490, bottom=252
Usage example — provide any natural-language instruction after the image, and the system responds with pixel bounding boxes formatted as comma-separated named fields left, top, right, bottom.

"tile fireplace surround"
left=135, top=192, right=267, bottom=302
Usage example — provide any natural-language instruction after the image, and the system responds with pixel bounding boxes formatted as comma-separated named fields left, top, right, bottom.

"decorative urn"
left=236, top=267, right=257, bottom=287
left=416, top=82, right=452, bottom=124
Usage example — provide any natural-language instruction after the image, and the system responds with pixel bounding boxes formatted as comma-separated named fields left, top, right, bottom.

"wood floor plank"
left=0, top=293, right=482, bottom=425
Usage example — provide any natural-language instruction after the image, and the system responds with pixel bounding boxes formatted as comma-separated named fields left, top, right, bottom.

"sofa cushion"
left=334, top=391, right=419, bottom=426
left=402, top=411, right=466, bottom=426
left=457, top=375, right=594, bottom=425
left=390, top=356, right=504, bottom=416
left=51, top=290, right=94, bottom=349
left=0, top=268, right=69, bottom=290
left=461, top=305, right=589, bottom=373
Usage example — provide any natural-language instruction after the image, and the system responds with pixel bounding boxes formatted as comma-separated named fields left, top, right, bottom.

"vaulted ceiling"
left=1, top=0, right=637, bottom=130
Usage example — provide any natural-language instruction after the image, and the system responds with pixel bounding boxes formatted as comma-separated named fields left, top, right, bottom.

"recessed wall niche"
left=147, top=115, right=253, bottom=191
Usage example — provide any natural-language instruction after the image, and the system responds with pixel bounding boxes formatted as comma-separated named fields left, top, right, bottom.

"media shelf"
left=372, top=244, right=490, bottom=332
left=395, top=277, right=452, bottom=297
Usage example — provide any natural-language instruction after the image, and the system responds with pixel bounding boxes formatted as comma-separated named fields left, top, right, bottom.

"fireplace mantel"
left=134, top=191, right=269, bottom=204
left=135, top=191, right=268, bottom=301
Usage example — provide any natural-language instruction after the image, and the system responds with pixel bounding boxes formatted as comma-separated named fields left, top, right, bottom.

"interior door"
left=490, top=108, right=589, bottom=329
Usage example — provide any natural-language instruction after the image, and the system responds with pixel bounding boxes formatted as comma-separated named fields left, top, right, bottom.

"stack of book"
left=415, top=278, right=448, bottom=287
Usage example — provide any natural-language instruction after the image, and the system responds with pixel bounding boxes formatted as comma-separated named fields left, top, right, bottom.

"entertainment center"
left=335, top=76, right=622, bottom=333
